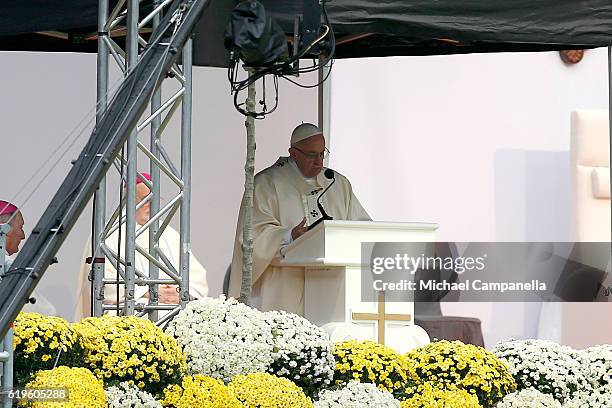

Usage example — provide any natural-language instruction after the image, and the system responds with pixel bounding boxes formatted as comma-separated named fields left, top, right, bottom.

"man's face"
left=135, top=183, right=151, bottom=226
left=6, top=211, right=25, bottom=256
left=289, top=134, right=326, bottom=178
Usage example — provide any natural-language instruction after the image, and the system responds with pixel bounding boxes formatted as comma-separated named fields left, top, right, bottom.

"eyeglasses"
left=292, top=146, right=330, bottom=160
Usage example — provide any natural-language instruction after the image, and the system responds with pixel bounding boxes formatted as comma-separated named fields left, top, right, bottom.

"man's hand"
left=291, top=218, right=308, bottom=240
left=159, top=285, right=180, bottom=304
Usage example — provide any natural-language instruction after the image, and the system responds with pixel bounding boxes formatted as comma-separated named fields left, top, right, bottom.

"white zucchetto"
left=290, top=123, right=323, bottom=146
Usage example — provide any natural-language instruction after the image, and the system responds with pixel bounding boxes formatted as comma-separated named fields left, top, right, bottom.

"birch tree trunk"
left=239, top=72, right=256, bottom=305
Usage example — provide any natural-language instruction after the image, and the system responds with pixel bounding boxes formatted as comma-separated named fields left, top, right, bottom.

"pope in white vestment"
left=229, top=123, right=370, bottom=315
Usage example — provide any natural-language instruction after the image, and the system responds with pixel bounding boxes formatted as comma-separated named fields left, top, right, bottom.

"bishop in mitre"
left=229, top=123, right=371, bottom=315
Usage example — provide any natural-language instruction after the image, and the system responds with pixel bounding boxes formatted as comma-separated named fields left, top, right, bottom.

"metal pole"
left=1, top=329, right=12, bottom=408
left=318, top=58, right=332, bottom=167
left=92, top=0, right=110, bottom=318
left=0, top=225, right=12, bottom=408
left=148, top=0, right=162, bottom=321
left=608, top=47, right=611, bottom=257
left=179, top=37, right=193, bottom=307
left=124, top=0, right=139, bottom=315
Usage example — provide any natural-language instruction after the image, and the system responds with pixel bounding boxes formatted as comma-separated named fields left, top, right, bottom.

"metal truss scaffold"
left=89, top=0, right=193, bottom=325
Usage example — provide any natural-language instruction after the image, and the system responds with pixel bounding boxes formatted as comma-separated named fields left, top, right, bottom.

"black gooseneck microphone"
left=308, top=169, right=335, bottom=231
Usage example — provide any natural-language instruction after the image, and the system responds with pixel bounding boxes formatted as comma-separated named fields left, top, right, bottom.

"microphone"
left=308, top=169, right=335, bottom=231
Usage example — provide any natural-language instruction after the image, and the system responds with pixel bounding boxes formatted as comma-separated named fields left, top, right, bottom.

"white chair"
left=560, top=110, right=612, bottom=348
left=570, top=110, right=611, bottom=242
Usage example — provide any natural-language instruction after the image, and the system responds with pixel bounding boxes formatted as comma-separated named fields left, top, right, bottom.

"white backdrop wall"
left=327, top=48, right=610, bottom=347
left=1, top=51, right=316, bottom=320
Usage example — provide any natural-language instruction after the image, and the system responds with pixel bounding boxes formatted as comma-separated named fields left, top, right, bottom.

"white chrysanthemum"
left=497, top=388, right=561, bottom=408
left=106, top=382, right=162, bottom=408
left=264, top=310, right=334, bottom=397
left=315, top=382, right=400, bottom=408
left=580, top=344, right=612, bottom=390
left=165, top=296, right=274, bottom=382
left=492, top=339, right=592, bottom=402
left=563, top=382, right=612, bottom=408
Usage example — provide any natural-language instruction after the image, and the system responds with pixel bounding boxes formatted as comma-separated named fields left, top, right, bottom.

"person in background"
left=0, top=200, right=58, bottom=316
left=76, top=173, right=208, bottom=319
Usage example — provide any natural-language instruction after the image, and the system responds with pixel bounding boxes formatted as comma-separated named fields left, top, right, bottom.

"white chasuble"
left=229, top=156, right=370, bottom=315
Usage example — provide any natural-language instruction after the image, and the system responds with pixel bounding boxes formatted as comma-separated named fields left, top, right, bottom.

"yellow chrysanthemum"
left=333, top=340, right=417, bottom=398
left=161, top=374, right=240, bottom=408
left=22, top=366, right=105, bottom=408
left=228, top=373, right=313, bottom=408
left=12, top=312, right=83, bottom=387
left=400, top=382, right=481, bottom=408
left=73, top=315, right=186, bottom=395
left=405, top=340, right=516, bottom=406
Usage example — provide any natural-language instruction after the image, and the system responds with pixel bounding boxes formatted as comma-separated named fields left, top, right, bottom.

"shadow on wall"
left=494, top=149, right=570, bottom=242
left=470, top=150, right=572, bottom=346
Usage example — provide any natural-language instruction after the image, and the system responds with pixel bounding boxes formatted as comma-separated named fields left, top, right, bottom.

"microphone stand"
left=308, top=169, right=335, bottom=231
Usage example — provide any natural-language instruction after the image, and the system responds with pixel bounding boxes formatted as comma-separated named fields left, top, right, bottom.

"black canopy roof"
left=2, top=0, right=612, bottom=66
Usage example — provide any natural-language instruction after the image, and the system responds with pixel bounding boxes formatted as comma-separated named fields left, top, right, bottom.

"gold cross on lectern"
left=351, top=291, right=411, bottom=344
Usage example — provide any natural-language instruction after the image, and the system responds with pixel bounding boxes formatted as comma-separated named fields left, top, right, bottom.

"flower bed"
left=73, top=315, right=186, bottom=395
left=165, top=297, right=274, bottom=382
left=161, top=374, right=240, bottom=408
left=497, top=388, right=561, bottom=408
left=9, top=305, right=612, bottom=408
left=580, top=344, right=612, bottom=390
left=24, top=366, right=105, bottom=408
left=264, top=310, right=334, bottom=397
left=106, top=382, right=162, bottom=408
left=12, top=312, right=83, bottom=386
left=492, top=339, right=591, bottom=403
left=406, top=340, right=516, bottom=407
left=228, top=372, right=313, bottom=407
left=399, top=382, right=481, bottom=408
left=333, top=340, right=416, bottom=398
left=563, top=382, right=612, bottom=408
left=315, top=381, right=400, bottom=408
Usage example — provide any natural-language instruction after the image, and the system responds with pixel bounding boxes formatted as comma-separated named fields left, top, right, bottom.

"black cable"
left=233, top=70, right=280, bottom=118
left=0, top=268, right=31, bottom=278
left=227, top=1, right=336, bottom=118
left=280, top=58, right=334, bottom=88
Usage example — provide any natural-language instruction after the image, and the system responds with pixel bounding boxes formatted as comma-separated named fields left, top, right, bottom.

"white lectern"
left=277, top=220, right=437, bottom=352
